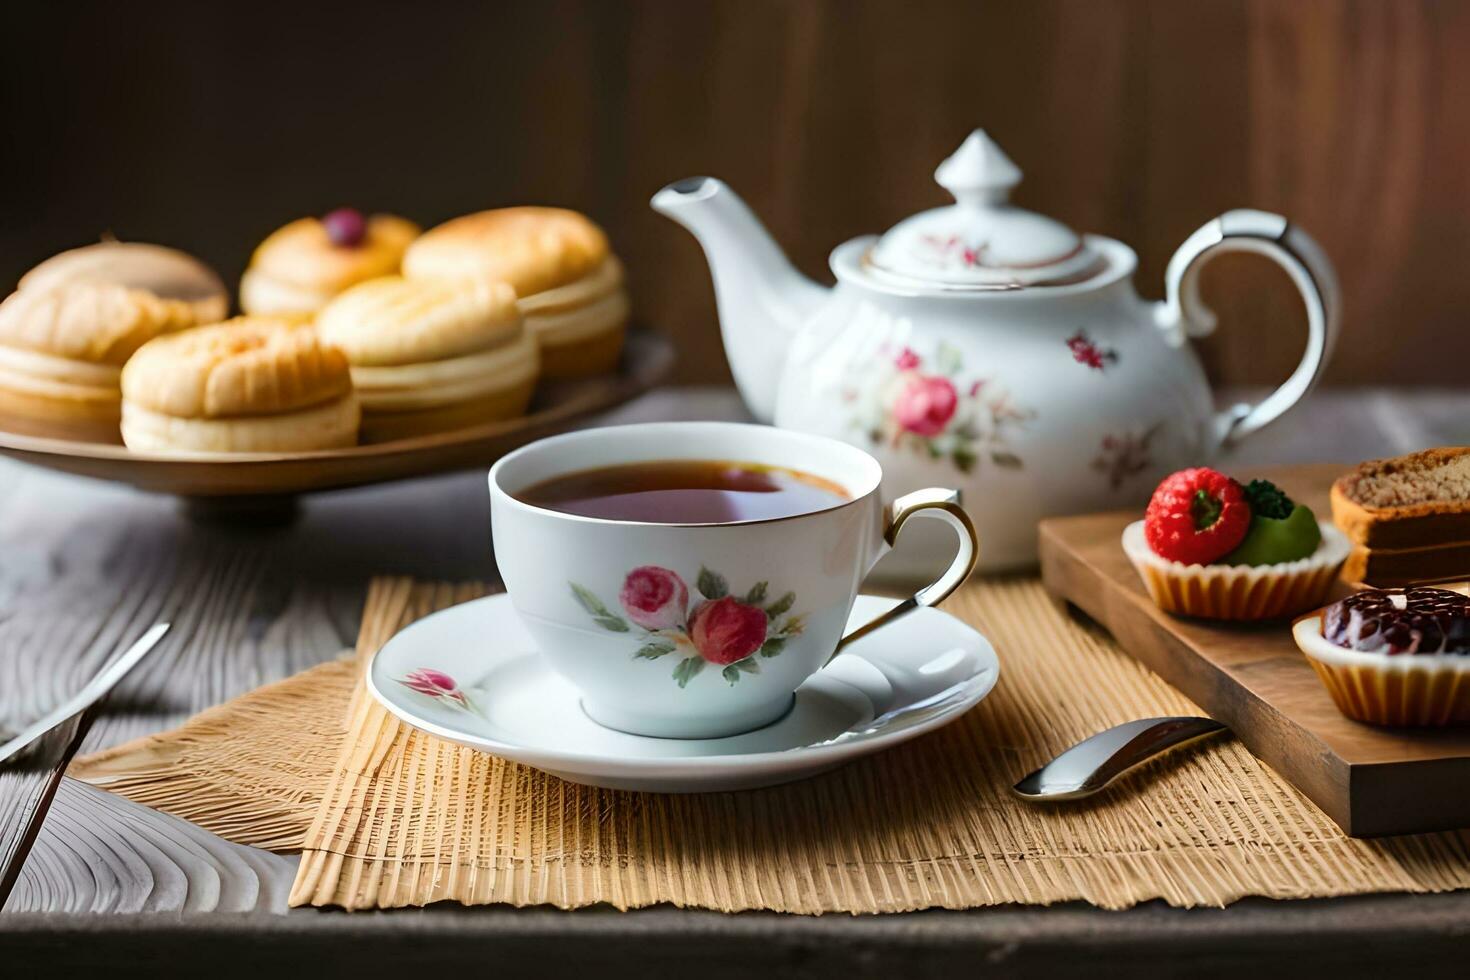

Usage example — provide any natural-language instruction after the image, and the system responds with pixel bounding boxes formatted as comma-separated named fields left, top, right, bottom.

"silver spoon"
left=1012, top=716, right=1227, bottom=802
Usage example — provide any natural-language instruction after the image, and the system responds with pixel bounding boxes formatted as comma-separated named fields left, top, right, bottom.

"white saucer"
left=367, top=593, right=1000, bottom=792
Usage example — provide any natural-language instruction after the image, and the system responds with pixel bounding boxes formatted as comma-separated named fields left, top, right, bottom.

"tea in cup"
left=489, top=422, right=976, bottom=738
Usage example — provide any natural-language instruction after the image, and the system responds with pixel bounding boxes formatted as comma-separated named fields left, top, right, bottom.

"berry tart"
left=1121, top=467, right=1350, bottom=620
left=1292, top=588, right=1470, bottom=725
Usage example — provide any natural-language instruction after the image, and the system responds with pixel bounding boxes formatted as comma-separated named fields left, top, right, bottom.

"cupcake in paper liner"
left=1293, top=588, right=1470, bottom=726
left=1122, top=467, right=1349, bottom=621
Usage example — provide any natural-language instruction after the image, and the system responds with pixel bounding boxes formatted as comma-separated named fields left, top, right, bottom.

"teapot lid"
left=866, top=130, right=1105, bottom=289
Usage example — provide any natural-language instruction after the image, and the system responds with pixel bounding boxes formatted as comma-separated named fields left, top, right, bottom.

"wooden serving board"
left=1039, top=463, right=1470, bottom=838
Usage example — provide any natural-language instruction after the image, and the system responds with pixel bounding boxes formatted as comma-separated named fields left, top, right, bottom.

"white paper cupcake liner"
left=1292, top=615, right=1470, bottom=726
left=1122, top=520, right=1350, bottom=621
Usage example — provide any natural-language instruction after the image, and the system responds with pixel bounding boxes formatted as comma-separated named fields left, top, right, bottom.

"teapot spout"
left=652, top=178, right=827, bottom=423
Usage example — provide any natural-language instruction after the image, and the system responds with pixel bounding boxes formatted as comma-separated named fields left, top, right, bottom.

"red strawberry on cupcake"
left=1143, top=467, right=1251, bottom=565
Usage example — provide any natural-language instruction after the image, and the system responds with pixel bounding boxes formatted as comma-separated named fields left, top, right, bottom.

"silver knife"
left=0, top=622, right=169, bottom=908
left=1011, top=716, right=1227, bottom=802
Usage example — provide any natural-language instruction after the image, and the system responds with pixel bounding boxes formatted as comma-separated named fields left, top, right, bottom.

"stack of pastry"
left=240, top=208, right=419, bottom=318
left=120, top=316, right=359, bottom=453
left=316, top=275, right=537, bottom=442
left=0, top=242, right=225, bottom=442
left=403, top=207, right=628, bottom=378
left=0, top=204, right=628, bottom=452
left=1332, top=447, right=1470, bottom=586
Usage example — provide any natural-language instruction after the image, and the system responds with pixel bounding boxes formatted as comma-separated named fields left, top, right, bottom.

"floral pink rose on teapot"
left=892, top=372, right=960, bottom=438
left=843, top=342, right=1032, bottom=475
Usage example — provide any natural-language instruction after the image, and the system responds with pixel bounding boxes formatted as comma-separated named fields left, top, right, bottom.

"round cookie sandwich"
left=121, top=317, right=359, bottom=454
left=20, top=240, right=228, bottom=324
left=316, top=275, right=538, bottom=442
left=1121, top=467, right=1349, bottom=620
left=402, top=207, right=628, bottom=379
left=240, top=208, right=420, bottom=318
left=0, top=282, right=200, bottom=443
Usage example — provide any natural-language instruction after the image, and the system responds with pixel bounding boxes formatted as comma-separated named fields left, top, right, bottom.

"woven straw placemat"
left=72, top=576, right=1470, bottom=912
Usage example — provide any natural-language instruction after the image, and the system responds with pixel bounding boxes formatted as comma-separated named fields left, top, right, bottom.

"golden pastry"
left=121, top=317, right=359, bottom=453
left=20, top=240, right=228, bottom=324
left=402, top=207, right=628, bottom=379
left=316, top=275, right=537, bottom=442
left=0, top=283, right=199, bottom=443
left=239, top=208, right=419, bottom=317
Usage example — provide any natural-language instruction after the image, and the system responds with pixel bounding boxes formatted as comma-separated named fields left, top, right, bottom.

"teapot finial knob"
left=935, top=130, right=1021, bottom=206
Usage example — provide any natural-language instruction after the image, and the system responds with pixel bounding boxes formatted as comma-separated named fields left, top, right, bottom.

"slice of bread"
left=1331, top=447, right=1470, bottom=548
left=1342, top=540, right=1470, bottom=587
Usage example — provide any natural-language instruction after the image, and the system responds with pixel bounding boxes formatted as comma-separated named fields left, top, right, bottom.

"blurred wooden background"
left=0, top=0, right=1462, bottom=387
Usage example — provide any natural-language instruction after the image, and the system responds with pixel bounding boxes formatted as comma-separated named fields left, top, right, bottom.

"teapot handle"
left=1157, top=210, right=1340, bottom=450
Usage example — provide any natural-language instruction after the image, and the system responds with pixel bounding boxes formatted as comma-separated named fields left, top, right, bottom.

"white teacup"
left=489, top=422, right=977, bottom=739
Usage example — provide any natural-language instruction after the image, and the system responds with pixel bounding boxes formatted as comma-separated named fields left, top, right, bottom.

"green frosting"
left=1221, top=503, right=1322, bottom=566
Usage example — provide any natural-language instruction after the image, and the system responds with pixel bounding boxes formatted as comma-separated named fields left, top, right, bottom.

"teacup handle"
left=1157, top=209, right=1340, bottom=450
left=827, top=488, right=979, bottom=663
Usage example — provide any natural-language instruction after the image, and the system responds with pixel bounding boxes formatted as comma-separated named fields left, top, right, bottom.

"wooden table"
left=2, top=386, right=1468, bottom=978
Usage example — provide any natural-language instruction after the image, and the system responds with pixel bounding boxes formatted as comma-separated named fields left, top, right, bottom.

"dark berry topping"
left=1323, top=588, right=1470, bottom=655
left=322, top=207, right=368, bottom=247
left=1242, top=479, right=1295, bottom=520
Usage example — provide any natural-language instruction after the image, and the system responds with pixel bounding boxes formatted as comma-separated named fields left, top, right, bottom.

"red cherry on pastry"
left=323, top=207, right=368, bottom=247
left=1144, top=467, right=1250, bottom=565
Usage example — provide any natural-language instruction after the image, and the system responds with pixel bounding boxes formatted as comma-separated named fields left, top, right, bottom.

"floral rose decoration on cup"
left=572, top=565, right=805, bottom=687
left=619, top=565, right=689, bottom=631
left=688, top=596, right=769, bottom=665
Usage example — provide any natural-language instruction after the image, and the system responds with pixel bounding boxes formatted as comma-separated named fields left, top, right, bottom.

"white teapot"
left=652, top=130, right=1339, bottom=574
